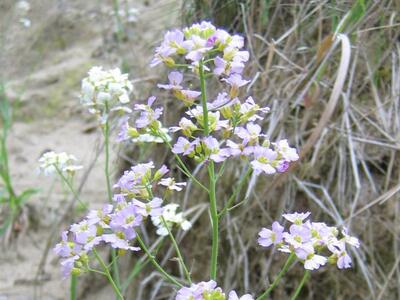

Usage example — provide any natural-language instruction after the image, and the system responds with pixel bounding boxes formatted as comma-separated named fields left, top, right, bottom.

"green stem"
left=144, top=183, right=191, bottom=284
left=70, top=274, right=77, bottom=300
left=290, top=270, right=310, bottom=300
left=199, top=59, right=219, bottom=280
left=199, top=61, right=209, bottom=136
left=55, top=166, right=87, bottom=209
left=93, top=249, right=124, bottom=300
left=103, top=111, right=121, bottom=291
left=121, top=239, right=164, bottom=293
left=256, top=253, right=296, bottom=300
left=208, top=161, right=218, bottom=280
left=218, top=167, right=252, bottom=217
left=136, top=234, right=183, bottom=287
left=160, top=217, right=192, bottom=283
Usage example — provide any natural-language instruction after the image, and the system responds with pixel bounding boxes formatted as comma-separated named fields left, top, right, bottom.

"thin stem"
left=121, top=239, right=164, bottom=293
left=143, top=183, right=191, bottom=284
left=136, top=234, right=183, bottom=287
left=102, top=111, right=121, bottom=290
left=208, top=161, right=218, bottom=280
left=93, top=249, right=124, bottom=300
left=199, top=60, right=219, bottom=280
left=256, top=253, right=296, bottom=300
left=290, top=270, right=310, bottom=300
left=199, top=61, right=209, bottom=136
left=55, top=166, right=87, bottom=209
left=70, top=274, right=77, bottom=300
left=218, top=167, right=252, bottom=217
left=160, top=217, right=192, bottom=283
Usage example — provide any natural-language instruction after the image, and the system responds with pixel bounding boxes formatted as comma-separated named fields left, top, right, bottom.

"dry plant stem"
left=290, top=270, right=310, bottom=300
left=256, top=253, right=296, bottom=300
left=103, top=110, right=121, bottom=290
left=93, top=249, right=124, bottom=300
left=136, top=234, right=183, bottom=287
left=199, top=59, right=219, bottom=280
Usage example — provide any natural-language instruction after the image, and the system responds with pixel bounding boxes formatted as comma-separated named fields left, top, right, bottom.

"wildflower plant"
left=52, top=21, right=360, bottom=299
left=0, top=84, right=38, bottom=239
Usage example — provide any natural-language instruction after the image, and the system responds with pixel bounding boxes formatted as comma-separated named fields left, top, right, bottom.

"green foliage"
left=0, top=83, right=39, bottom=237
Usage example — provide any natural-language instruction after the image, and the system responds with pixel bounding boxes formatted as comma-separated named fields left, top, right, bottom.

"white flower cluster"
left=151, top=203, right=192, bottom=236
left=38, top=151, right=83, bottom=176
left=80, top=66, right=133, bottom=116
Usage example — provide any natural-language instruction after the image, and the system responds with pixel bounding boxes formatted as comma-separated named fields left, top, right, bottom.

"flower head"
left=38, top=151, right=82, bottom=176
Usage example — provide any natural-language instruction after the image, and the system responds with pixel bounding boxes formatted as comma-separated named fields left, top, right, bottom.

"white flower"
left=38, top=151, right=82, bottom=176
left=273, top=139, right=299, bottom=162
left=151, top=204, right=192, bottom=236
left=159, top=177, right=187, bottom=191
left=80, top=66, right=133, bottom=115
left=282, top=212, right=311, bottom=224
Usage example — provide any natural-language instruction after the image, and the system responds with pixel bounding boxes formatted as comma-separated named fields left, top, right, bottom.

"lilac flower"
left=159, top=177, right=187, bottom=191
left=276, top=160, right=290, bottom=173
left=341, top=227, right=360, bottom=248
left=175, top=280, right=223, bottom=300
left=258, top=212, right=360, bottom=271
left=54, top=231, right=73, bottom=257
left=153, top=165, right=169, bottom=181
left=157, top=71, right=201, bottom=103
left=228, top=291, right=254, bottom=300
left=203, top=136, right=229, bottom=163
left=169, top=117, right=198, bottom=136
left=222, top=74, right=250, bottom=87
left=208, top=92, right=239, bottom=110
left=250, top=146, right=278, bottom=175
left=184, top=35, right=213, bottom=62
left=172, top=137, right=198, bottom=155
left=328, top=241, right=353, bottom=269
left=283, top=223, right=312, bottom=248
left=134, top=96, right=163, bottom=129
left=224, top=140, right=254, bottom=157
left=258, top=221, right=284, bottom=248
left=235, top=123, right=264, bottom=144
left=282, top=212, right=311, bottom=224
left=102, top=234, right=140, bottom=251
left=114, top=162, right=155, bottom=192
left=86, top=204, right=113, bottom=227
left=110, top=203, right=143, bottom=240
left=117, top=117, right=130, bottom=142
left=214, top=49, right=249, bottom=76
left=60, top=255, right=80, bottom=278
left=70, top=220, right=97, bottom=245
left=157, top=71, right=183, bottom=90
left=83, top=236, right=104, bottom=251
left=150, top=30, right=185, bottom=67
left=295, top=242, right=327, bottom=270
left=113, top=193, right=126, bottom=203
left=132, top=197, right=163, bottom=218
left=239, top=97, right=270, bottom=122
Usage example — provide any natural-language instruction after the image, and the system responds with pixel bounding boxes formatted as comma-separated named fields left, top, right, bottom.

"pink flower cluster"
left=258, top=212, right=360, bottom=270
left=176, top=280, right=253, bottom=300
left=54, top=162, right=190, bottom=277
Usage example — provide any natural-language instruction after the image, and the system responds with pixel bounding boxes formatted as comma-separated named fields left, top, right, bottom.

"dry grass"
left=153, top=1, right=400, bottom=299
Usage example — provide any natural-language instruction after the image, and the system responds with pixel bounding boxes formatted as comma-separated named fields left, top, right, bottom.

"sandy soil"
left=0, top=0, right=181, bottom=298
